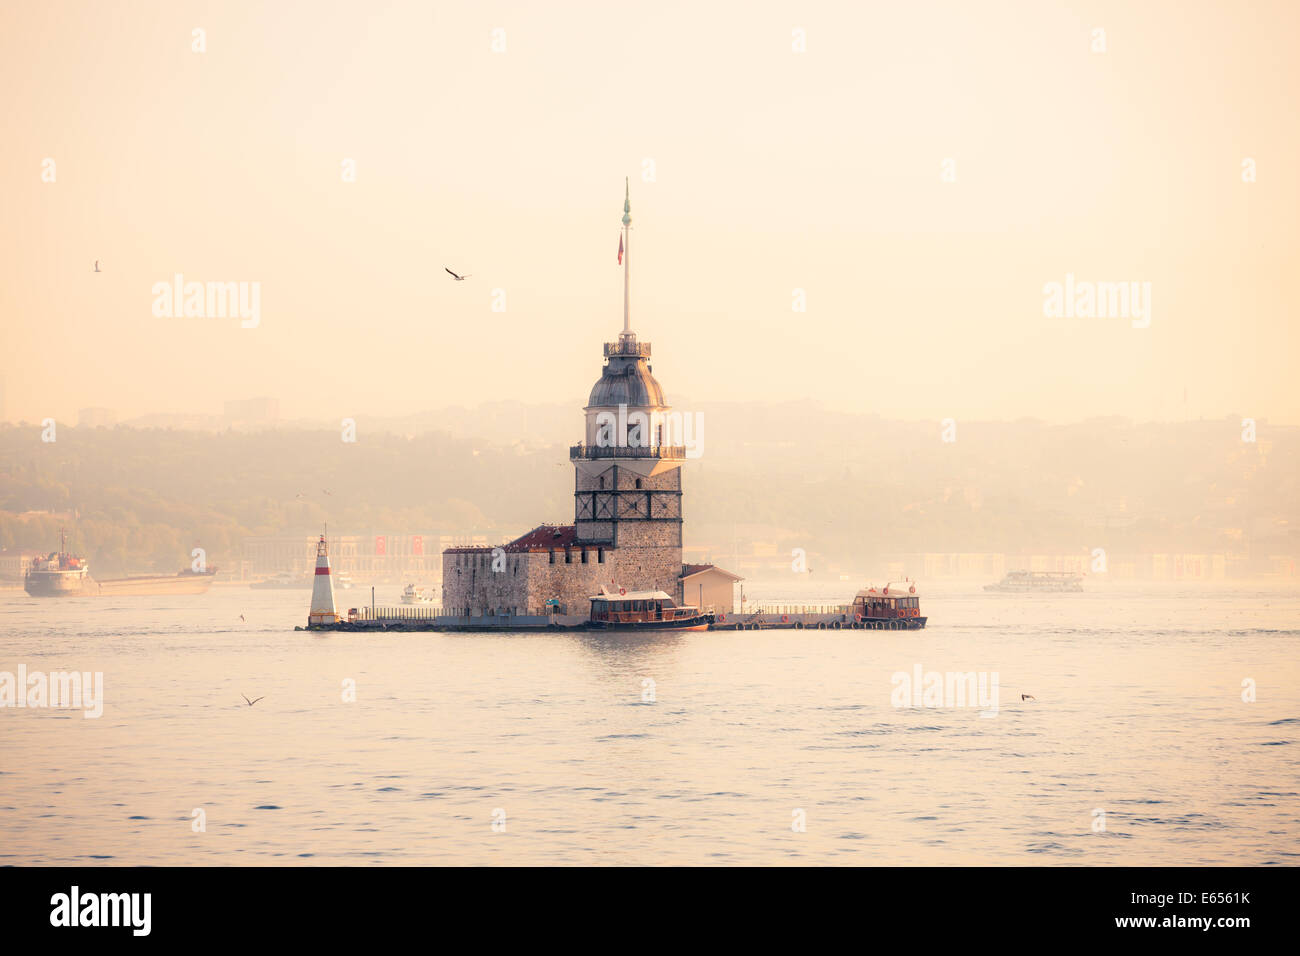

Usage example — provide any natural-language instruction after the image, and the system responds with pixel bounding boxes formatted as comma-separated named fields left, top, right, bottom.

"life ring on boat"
left=619, top=587, right=626, bottom=595
left=717, top=613, right=726, bottom=623
left=781, top=614, right=789, bottom=623
left=854, top=612, right=863, bottom=622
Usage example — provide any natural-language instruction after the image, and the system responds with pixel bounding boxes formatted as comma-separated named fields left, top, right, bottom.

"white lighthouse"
left=308, top=533, right=340, bottom=626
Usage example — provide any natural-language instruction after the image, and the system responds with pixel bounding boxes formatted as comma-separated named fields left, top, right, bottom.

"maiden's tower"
left=442, top=184, right=690, bottom=615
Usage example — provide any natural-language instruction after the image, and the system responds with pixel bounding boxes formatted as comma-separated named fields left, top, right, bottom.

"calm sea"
left=1, top=581, right=1297, bottom=865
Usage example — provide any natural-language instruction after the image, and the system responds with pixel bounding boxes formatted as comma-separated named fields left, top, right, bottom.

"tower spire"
left=621, top=177, right=632, bottom=339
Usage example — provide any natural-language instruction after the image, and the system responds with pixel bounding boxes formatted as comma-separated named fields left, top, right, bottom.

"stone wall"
left=442, top=541, right=684, bottom=615
left=442, top=550, right=532, bottom=614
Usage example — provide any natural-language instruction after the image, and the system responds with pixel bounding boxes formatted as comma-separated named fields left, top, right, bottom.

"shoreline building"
left=442, top=185, right=736, bottom=615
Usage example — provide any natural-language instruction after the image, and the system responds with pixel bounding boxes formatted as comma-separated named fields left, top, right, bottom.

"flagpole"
left=622, top=177, right=631, bottom=338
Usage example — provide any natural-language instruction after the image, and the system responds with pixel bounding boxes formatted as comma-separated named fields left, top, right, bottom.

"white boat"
left=400, top=584, right=436, bottom=604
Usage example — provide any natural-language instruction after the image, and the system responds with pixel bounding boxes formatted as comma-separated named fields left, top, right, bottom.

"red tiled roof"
left=443, top=524, right=611, bottom=554
left=504, top=524, right=580, bottom=552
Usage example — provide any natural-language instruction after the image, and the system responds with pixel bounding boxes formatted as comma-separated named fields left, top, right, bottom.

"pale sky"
left=2, top=0, right=1297, bottom=426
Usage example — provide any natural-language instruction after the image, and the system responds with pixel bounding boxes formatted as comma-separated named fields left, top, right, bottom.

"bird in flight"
left=93, top=260, right=101, bottom=272
left=242, top=694, right=264, bottom=706
left=445, top=267, right=471, bottom=281
left=239, top=614, right=245, bottom=622
left=1021, top=694, right=1036, bottom=701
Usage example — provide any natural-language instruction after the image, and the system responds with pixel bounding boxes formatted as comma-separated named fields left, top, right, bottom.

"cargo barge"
left=93, top=567, right=218, bottom=596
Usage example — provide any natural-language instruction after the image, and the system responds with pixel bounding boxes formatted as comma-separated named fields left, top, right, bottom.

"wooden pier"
left=297, top=602, right=925, bottom=632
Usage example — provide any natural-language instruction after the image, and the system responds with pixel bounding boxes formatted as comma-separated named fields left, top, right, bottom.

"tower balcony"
left=570, top=443, right=686, bottom=461
left=604, top=340, right=651, bottom=358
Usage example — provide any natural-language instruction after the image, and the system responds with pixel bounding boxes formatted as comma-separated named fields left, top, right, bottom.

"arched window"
left=635, top=478, right=642, bottom=489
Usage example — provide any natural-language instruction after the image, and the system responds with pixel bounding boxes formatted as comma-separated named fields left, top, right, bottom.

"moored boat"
left=587, top=588, right=713, bottom=630
left=850, top=582, right=927, bottom=629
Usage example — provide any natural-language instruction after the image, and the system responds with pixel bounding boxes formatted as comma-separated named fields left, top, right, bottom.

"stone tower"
left=570, top=181, right=685, bottom=595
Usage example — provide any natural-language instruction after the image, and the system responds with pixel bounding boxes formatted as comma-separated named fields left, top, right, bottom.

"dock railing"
left=351, top=606, right=572, bottom=622
left=745, top=604, right=853, bottom=616
left=570, top=444, right=686, bottom=461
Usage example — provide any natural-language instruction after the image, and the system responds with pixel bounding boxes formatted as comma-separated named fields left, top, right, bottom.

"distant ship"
left=250, top=571, right=312, bottom=590
left=23, top=530, right=90, bottom=597
left=93, top=567, right=218, bottom=596
left=400, top=584, right=436, bottom=604
left=984, top=570, right=1084, bottom=593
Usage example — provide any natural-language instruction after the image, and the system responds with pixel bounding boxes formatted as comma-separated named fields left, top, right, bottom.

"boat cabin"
left=589, top=588, right=704, bottom=625
left=852, top=586, right=922, bottom=621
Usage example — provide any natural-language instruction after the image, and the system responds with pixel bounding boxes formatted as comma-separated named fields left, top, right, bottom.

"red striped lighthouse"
left=308, top=533, right=341, bottom=626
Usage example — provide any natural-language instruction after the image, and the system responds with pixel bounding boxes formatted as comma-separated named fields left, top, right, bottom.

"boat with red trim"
left=587, top=587, right=713, bottom=631
left=850, top=582, right=926, bottom=630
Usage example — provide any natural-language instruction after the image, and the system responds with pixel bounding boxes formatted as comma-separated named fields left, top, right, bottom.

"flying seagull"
left=1021, top=694, right=1036, bottom=701
left=241, top=694, right=264, bottom=707
left=239, top=614, right=245, bottom=622
left=445, top=267, right=471, bottom=281
left=94, top=260, right=101, bottom=272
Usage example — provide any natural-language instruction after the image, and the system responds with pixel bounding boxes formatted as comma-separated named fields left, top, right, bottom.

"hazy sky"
left=2, top=0, right=1297, bottom=426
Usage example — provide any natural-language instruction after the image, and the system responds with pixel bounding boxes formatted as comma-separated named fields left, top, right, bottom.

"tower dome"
left=587, top=351, right=666, bottom=408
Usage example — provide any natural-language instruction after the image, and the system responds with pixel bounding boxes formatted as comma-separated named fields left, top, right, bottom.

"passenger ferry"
left=984, top=570, right=1083, bottom=593
left=587, top=588, right=713, bottom=631
left=850, top=583, right=926, bottom=629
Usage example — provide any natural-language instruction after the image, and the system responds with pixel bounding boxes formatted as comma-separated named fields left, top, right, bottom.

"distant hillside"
left=0, top=407, right=1295, bottom=576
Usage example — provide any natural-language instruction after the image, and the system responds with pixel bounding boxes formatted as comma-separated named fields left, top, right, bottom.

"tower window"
left=599, top=476, right=605, bottom=489
left=565, top=549, right=572, bottom=564
left=635, top=478, right=642, bottom=489
left=549, top=550, right=555, bottom=565
left=581, top=549, right=588, bottom=564
left=598, top=548, right=605, bottom=564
